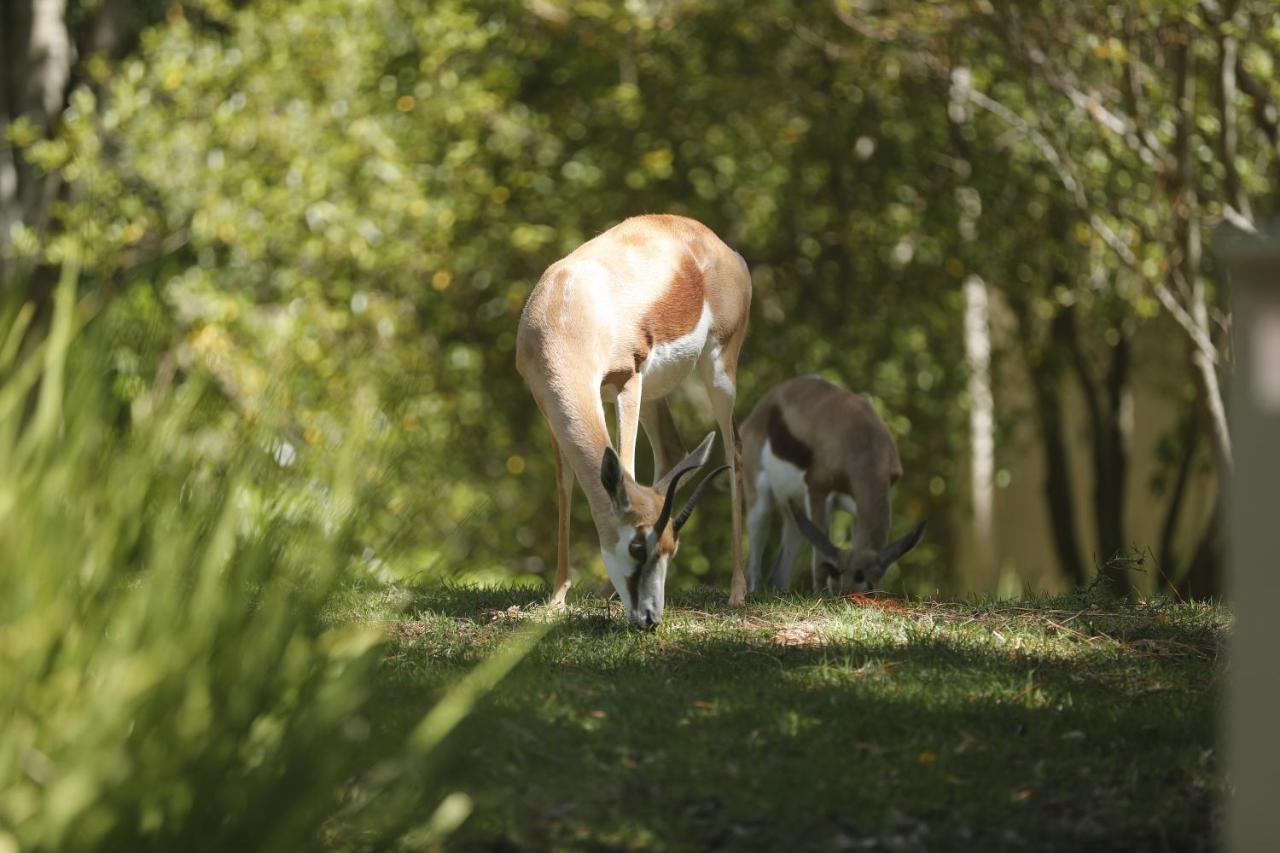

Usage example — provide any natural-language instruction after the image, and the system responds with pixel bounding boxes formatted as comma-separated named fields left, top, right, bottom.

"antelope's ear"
left=877, top=520, right=926, bottom=570
left=600, top=448, right=630, bottom=515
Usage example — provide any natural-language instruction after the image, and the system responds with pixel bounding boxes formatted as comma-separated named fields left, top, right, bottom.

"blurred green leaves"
left=9, top=0, right=977, bottom=589
left=0, top=267, right=551, bottom=849
left=1, top=294, right=370, bottom=848
left=13, top=0, right=1272, bottom=594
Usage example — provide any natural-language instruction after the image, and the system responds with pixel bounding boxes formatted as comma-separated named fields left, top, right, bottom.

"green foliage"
left=14, top=0, right=1275, bottom=592
left=22, top=0, right=974, bottom=592
left=0, top=272, right=543, bottom=850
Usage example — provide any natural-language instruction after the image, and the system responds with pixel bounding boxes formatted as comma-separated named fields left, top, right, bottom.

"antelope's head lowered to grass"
left=515, top=215, right=754, bottom=620
left=792, top=506, right=926, bottom=595
left=600, top=432, right=727, bottom=629
left=741, top=375, right=921, bottom=596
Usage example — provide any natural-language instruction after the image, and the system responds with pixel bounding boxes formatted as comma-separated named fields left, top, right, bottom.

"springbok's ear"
left=600, top=447, right=630, bottom=514
left=790, top=505, right=840, bottom=558
left=654, top=432, right=716, bottom=494
left=877, top=520, right=926, bottom=570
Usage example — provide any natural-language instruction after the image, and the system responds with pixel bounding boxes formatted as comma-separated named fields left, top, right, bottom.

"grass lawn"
left=334, top=585, right=1227, bottom=852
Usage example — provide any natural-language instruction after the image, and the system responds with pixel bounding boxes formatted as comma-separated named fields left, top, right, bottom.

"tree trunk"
left=1097, top=321, right=1132, bottom=593
left=1061, top=305, right=1132, bottom=595
left=1157, top=407, right=1201, bottom=589
left=1217, top=3, right=1253, bottom=225
left=1172, top=25, right=1233, bottom=481
left=1006, top=232, right=1089, bottom=590
left=963, top=274, right=997, bottom=590
left=1, top=0, right=72, bottom=293
left=0, top=1, right=34, bottom=289
left=1, top=0, right=147, bottom=294
left=1179, top=495, right=1224, bottom=600
left=1033, top=312, right=1088, bottom=588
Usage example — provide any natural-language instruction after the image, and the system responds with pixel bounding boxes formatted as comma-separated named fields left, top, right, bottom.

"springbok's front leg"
left=615, top=373, right=643, bottom=477
left=768, top=502, right=806, bottom=591
left=807, top=486, right=832, bottom=593
left=745, top=477, right=775, bottom=594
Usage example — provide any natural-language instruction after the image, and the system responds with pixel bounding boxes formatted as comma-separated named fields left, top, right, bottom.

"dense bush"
left=0, top=270, right=535, bottom=850
left=16, top=0, right=963, bottom=592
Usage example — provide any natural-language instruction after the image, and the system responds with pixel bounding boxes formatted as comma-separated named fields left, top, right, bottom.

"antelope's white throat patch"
left=601, top=526, right=638, bottom=613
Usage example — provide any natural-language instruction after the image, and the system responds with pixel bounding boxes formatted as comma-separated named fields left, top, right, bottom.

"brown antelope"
left=741, top=375, right=926, bottom=595
left=515, top=214, right=751, bottom=628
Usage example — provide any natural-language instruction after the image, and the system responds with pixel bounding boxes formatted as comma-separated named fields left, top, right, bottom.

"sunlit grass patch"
left=346, top=584, right=1227, bottom=852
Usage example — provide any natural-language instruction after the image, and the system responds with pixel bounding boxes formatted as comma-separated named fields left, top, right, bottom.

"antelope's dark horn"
left=877, top=520, right=927, bottom=569
left=790, top=505, right=840, bottom=558
left=652, top=465, right=698, bottom=541
left=673, top=465, right=730, bottom=534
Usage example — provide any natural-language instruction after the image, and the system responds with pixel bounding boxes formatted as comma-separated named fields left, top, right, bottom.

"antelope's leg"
left=768, top=501, right=806, bottom=591
left=708, top=390, right=745, bottom=606
left=807, top=487, right=832, bottom=593
left=700, top=351, right=746, bottom=606
left=615, top=373, right=643, bottom=478
left=549, top=430, right=574, bottom=607
left=640, top=398, right=686, bottom=482
left=745, top=475, right=774, bottom=595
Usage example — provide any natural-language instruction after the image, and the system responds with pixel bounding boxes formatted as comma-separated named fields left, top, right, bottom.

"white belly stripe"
left=640, top=303, right=711, bottom=398
left=761, top=440, right=808, bottom=503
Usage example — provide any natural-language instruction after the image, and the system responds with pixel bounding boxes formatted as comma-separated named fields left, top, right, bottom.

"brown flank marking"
left=640, top=254, right=705, bottom=346
left=767, top=405, right=813, bottom=469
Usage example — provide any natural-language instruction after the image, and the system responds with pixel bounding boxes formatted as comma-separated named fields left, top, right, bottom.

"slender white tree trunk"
left=1, top=0, right=71, bottom=289
left=964, top=274, right=997, bottom=590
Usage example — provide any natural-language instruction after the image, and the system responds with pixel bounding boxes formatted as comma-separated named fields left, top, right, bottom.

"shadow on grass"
left=398, top=582, right=555, bottom=617
left=349, top=586, right=1225, bottom=853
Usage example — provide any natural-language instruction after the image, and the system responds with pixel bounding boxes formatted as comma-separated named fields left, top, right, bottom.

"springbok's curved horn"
left=672, top=465, right=730, bottom=534
left=651, top=465, right=698, bottom=544
left=877, top=520, right=927, bottom=569
left=790, top=505, right=840, bottom=558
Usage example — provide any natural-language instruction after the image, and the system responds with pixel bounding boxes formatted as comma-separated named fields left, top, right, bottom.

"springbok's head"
left=791, top=506, right=926, bottom=595
left=599, top=432, right=726, bottom=630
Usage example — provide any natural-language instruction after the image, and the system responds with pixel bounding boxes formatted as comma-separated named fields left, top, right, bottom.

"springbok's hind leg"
left=549, top=431, right=574, bottom=607
left=700, top=353, right=746, bottom=607
left=640, top=398, right=686, bottom=483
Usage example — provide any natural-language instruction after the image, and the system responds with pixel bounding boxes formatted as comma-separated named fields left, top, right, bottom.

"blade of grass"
left=18, top=252, right=79, bottom=457
left=408, top=616, right=555, bottom=756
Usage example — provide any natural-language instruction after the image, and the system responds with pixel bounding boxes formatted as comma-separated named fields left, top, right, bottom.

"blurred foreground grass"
left=0, top=276, right=542, bottom=851
left=336, top=584, right=1227, bottom=852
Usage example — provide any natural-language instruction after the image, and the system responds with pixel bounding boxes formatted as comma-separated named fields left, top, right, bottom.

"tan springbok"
left=515, top=214, right=751, bottom=628
left=741, top=375, right=926, bottom=595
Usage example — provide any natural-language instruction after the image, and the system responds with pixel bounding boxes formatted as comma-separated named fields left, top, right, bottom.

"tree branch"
left=980, top=2, right=1172, bottom=171
left=1217, top=4, right=1255, bottom=227
left=1235, top=56, right=1280, bottom=158
left=957, top=81, right=1221, bottom=365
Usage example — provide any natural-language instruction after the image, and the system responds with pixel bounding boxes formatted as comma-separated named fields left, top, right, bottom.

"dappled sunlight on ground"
left=326, top=583, right=1227, bottom=852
